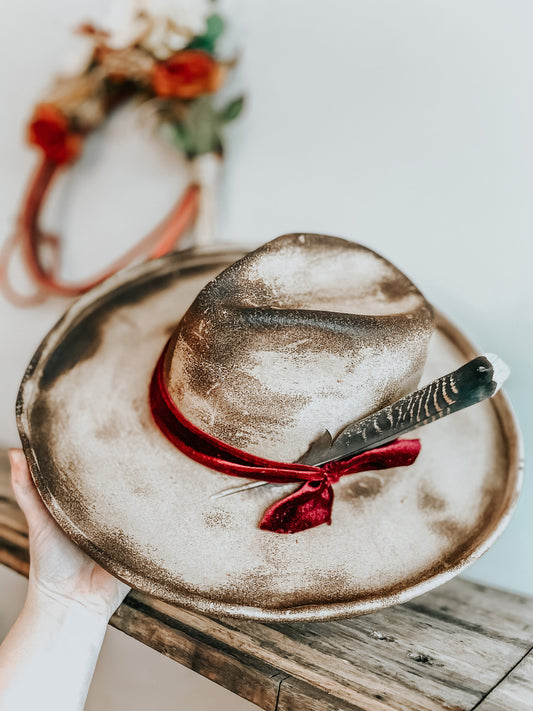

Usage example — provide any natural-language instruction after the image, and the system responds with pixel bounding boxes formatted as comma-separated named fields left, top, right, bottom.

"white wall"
left=1, top=0, right=532, bottom=704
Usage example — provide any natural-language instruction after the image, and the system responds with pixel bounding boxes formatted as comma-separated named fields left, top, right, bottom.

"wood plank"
left=0, top=529, right=29, bottom=578
left=111, top=597, right=283, bottom=710
left=116, top=597, right=434, bottom=711
left=475, top=650, right=533, bottom=711
left=1, top=451, right=532, bottom=711
left=277, top=677, right=368, bottom=711
left=209, top=599, right=525, bottom=711
left=404, top=578, right=533, bottom=646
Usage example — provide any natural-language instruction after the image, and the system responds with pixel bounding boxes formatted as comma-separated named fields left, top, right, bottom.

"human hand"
left=9, top=449, right=130, bottom=620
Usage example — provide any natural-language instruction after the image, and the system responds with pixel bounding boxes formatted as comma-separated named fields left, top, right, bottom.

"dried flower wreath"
left=0, top=0, right=243, bottom=305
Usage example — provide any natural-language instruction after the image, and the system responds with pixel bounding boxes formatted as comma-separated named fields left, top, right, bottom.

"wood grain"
left=475, top=649, right=533, bottom=711
left=277, top=677, right=367, bottom=711
left=112, top=596, right=284, bottom=710
left=0, top=452, right=531, bottom=711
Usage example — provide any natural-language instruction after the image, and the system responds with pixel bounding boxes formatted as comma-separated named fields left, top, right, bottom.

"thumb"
left=9, top=449, right=50, bottom=533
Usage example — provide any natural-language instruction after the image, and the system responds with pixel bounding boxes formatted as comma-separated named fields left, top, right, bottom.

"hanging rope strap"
left=0, top=156, right=199, bottom=306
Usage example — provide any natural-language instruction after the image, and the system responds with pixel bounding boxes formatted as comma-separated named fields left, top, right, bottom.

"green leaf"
left=218, top=96, right=244, bottom=123
left=186, top=36, right=212, bottom=52
left=206, top=14, right=224, bottom=41
left=164, top=121, right=193, bottom=157
left=179, top=97, right=220, bottom=157
left=186, top=14, right=224, bottom=53
left=161, top=95, right=236, bottom=158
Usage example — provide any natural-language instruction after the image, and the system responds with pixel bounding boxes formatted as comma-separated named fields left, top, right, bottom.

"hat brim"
left=17, top=246, right=523, bottom=621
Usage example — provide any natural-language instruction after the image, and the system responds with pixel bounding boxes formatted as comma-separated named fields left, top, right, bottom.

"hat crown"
left=165, top=234, right=434, bottom=462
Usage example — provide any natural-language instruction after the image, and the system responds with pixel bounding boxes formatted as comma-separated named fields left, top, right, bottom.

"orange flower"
left=152, top=50, right=222, bottom=99
left=27, top=103, right=82, bottom=164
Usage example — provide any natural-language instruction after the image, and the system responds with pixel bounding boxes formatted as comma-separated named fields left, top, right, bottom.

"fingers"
left=9, top=449, right=49, bottom=531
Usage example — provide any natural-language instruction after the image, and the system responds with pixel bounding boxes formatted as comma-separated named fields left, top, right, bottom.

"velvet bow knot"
left=258, top=441, right=421, bottom=534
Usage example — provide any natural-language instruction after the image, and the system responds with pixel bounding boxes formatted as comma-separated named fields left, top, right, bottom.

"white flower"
left=103, top=0, right=212, bottom=58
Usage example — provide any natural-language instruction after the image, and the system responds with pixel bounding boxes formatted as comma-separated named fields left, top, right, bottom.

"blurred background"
left=0, top=0, right=532, bottom=708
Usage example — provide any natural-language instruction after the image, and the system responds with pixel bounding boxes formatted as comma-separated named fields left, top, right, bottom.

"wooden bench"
left=1, top=449, right=532, bottom=710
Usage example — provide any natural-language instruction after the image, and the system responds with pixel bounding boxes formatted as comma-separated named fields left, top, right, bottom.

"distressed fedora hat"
left=17, top=234, right=522, bottom=620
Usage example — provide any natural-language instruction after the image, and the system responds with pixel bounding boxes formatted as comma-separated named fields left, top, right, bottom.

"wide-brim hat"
left=17, top=237, right=522, bottom=621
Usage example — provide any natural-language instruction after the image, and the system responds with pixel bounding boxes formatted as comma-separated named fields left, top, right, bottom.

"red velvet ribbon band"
left=149, top=345, right=421, bottom=534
